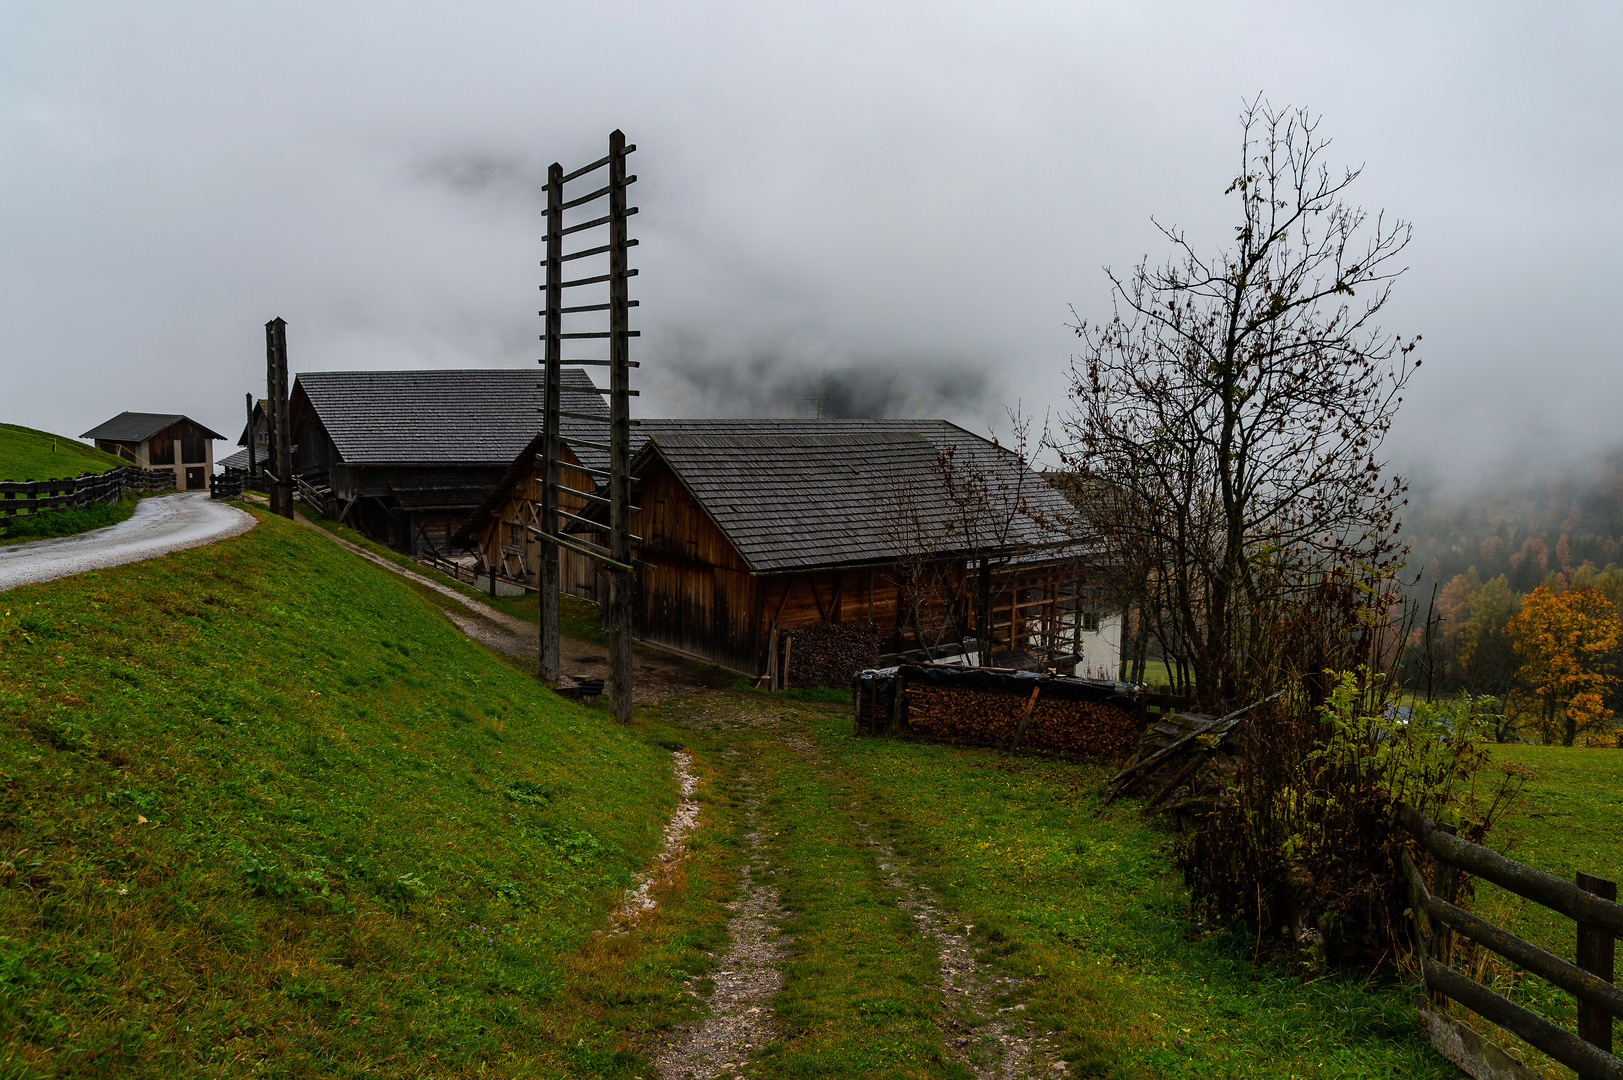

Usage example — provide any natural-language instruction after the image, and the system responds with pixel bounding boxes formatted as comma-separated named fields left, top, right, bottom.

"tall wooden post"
left=539, top=161, right=564, bottom=684
left=265, top=317, right=294, bottom=519
left=606, top=129, right=634, bottom=724
left=244, top=392, right=257, bottom=482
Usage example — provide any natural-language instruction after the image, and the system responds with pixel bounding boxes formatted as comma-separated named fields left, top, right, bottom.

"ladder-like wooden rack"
left=534, top=130, right=640, bottom=722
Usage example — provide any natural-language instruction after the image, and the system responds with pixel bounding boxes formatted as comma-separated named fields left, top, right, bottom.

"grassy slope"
left=0, top=424, right=126, bottom=482
left=298, top=510, right=605, bottom=643
left=0, top=510, right=731, bottom=1079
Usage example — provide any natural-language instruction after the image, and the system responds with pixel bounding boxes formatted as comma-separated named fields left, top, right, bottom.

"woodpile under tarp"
left=853, top=664, right=1144, bottom=758
left=780, top=621, right=878, bottom=690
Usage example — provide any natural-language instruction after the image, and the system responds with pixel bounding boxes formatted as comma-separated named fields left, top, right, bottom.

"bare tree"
left=937, top=409, right=1064, bottom=665
left=1059, top=98, right=1419, bottom=709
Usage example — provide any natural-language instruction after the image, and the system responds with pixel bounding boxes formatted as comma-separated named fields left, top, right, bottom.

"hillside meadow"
left=0, top=509, right=733, bottom=1078
left=0, top=425, right=125, bottom=484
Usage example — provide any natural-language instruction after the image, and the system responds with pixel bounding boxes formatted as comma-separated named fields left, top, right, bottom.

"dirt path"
left=863, top=832, right=1068, bottom=1079
left=293, top=512, right=704, bottom=701
left=299, top=513, right=1056, bottom=1075
left=651, top=759, right=787, bottom=1080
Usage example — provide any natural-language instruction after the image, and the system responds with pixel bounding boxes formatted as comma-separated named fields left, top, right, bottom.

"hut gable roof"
left=81, top=412, right=225, bottom=442
left=639, top=426, right=1083, bottom=573
left=293, top=368, right=605, bottom=466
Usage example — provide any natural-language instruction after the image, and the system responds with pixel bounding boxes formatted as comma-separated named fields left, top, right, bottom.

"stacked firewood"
left=782, top=621, right=878, bottom=689
left=902, top=685, right=1140, bottom=757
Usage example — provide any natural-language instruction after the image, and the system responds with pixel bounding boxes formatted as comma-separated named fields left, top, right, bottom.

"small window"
left=1082, top=611, right=1102, bottom=633
left=510, top=523, right=523, bottom=545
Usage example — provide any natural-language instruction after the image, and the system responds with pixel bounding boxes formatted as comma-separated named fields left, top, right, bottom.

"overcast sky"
left=2, top=2, right=1618, bottom=489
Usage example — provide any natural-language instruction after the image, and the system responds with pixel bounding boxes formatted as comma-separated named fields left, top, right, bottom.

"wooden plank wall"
left=630, top=461, right=758, bottom=672
left=471, top=447, right=598, bottom=599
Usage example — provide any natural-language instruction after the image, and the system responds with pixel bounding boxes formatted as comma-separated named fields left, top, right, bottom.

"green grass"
left=0, top=509, right=728, bottom=1078
left=0, top=423, right=126, bottom=482
left=780, top=706, right=1458, bottom=1079
left=644, top=697, right=962, bottom=1078
left=298, top=508, right=606, bottom=643
left=0, top=496, right=137, bottom=546
left=1435, top=745, right=1623, bottom=1074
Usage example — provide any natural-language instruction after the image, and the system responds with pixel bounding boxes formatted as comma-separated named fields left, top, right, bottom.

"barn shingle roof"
left=293, top=368, right=606, bottom=466
left=81, top=412, right=226, bottom=442
left=639, top=429, right=1082, bottom=572
left=449, top=417, right=1087, bottom=566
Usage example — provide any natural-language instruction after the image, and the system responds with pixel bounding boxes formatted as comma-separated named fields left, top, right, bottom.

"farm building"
left=286, top=368, right=607, bottom=554
left=453, top=419, right=1121, bottom=680
left=216, top=399, right=268, bottom=477
left=81, top=412, right=224, bottom=491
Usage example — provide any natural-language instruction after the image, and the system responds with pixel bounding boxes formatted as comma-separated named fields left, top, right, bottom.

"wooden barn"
left=216, top=399, right=268, bottom=477
left=81, top=412, right=224, bottom=491
left=287, top=368, right=607, bottom=554
left=455, top=419, right=1122, bottom=680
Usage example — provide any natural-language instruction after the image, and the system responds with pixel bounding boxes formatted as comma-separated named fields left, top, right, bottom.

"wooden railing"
left=0, top=466, right=174, bottom=518
left=1398, top=802, right=1621, bottom=1079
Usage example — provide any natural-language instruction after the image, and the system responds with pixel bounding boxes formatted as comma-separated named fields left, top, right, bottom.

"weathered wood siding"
left=470, top=447, right=599, bottom=601
left=630, top=459, right=759, bottom=672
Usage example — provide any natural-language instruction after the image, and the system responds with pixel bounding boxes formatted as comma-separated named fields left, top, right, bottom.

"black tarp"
left=853, top=664, right=1139, bottom=710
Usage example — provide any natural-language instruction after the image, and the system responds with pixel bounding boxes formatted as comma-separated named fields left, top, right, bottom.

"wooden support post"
left=606, top=128, right=634, bottom=724
left=767, top=624, right=778, bottom=690
left=1577, top=871, right=1617, bottom=1054
left=264, top=317, right=294, bottom=520
left=539, top=160, right=563, bottom=684
left=244, top=392, right=257, bottom=482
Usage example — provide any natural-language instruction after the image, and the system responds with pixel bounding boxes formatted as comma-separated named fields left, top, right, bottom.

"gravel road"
left=0, top=492, right=255, bottom=592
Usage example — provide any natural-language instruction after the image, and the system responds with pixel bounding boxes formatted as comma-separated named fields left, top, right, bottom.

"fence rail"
left=0, top=466, right=174, bottom=517
left=1398, top=802, right=1620, bottom=1080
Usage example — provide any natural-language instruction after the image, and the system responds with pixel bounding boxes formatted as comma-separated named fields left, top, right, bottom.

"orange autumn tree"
left=1506, top=585, right=1621, bottom=746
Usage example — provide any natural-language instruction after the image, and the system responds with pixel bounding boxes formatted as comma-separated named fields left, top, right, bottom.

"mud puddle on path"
left=652, top=761, right=786, bottom=1080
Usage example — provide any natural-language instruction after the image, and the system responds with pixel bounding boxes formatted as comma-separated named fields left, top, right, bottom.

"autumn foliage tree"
left=1506, top=585, right=1621, bottom=745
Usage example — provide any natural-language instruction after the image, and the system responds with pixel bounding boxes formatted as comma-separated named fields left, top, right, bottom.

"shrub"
left=1177, top=670, right=1520, bottom=971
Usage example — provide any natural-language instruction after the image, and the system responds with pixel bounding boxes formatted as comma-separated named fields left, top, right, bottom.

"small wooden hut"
left=80, top=412, right=223, bottom=491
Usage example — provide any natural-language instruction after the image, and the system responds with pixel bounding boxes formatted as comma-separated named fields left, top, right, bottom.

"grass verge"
left=0, top=497, right=137, bottom=546
left=0, top=509, right=720, bottom=1078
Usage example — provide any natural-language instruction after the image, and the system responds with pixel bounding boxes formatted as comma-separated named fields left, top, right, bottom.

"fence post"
left=1577, top=872, right=1617, bottom=1055
left=1432, top=822, right=1461, bottom=1008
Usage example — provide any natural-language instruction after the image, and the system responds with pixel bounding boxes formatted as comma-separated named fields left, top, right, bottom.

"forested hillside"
left=1402, top=449, right=1623, bottom=744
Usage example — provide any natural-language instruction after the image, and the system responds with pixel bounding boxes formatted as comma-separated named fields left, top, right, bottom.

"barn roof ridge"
left=81, top=411, right=227, bottom=443
left=292, top=367, right=605, bottom=467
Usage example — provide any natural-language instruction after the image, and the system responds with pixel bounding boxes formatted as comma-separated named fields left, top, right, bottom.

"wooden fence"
left=0, top=466, right=174, bottom=518
left=1398, top=802, right=1621, bottom=1079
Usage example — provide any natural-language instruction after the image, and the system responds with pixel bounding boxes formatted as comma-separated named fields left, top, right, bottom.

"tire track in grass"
left=778, top=726, right=1066, bottom=1078
left=861, top=830, right=1069, bottom=1080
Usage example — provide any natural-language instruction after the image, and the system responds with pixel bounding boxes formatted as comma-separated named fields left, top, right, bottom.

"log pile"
left=782, top=621, right=878, bottom=690
left=903, top=685, right=1140, bottom=757
left=852, top=665, right=1144, bottom=759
